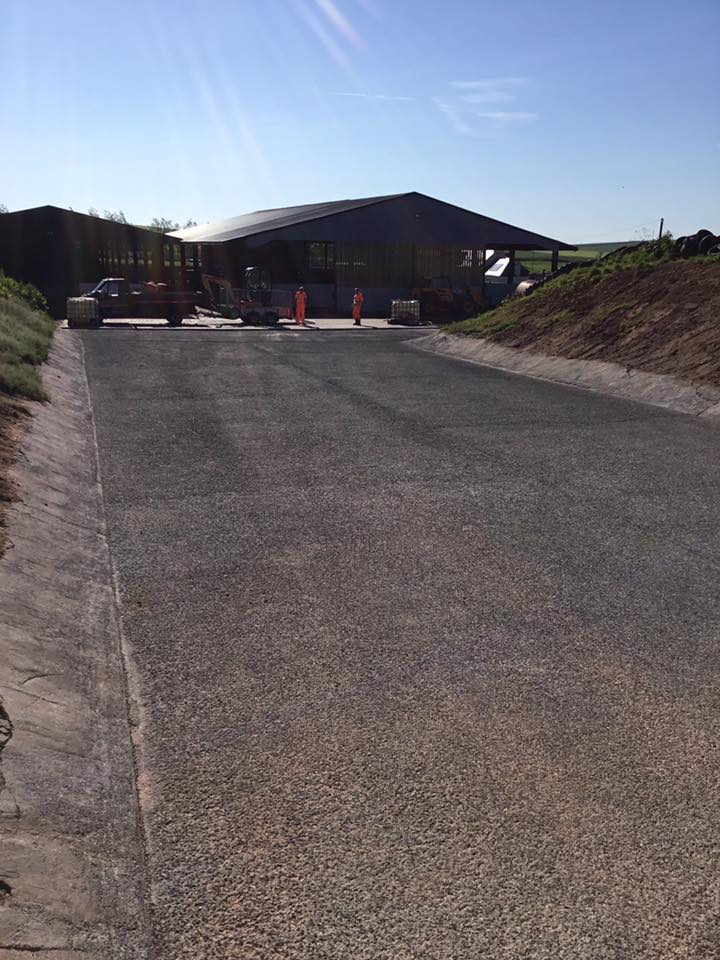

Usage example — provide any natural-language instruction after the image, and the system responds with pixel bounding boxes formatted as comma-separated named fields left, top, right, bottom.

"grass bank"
left=448, top=240, right=720, bottom=387
left=0, top=281, right=55, bottom=401
left=0, top=276, right=55, bottom=553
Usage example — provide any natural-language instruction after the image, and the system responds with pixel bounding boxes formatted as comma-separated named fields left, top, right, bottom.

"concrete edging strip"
left=411, top=332, right=720, bottom=420
left=0, top=333, right=149, bottom=958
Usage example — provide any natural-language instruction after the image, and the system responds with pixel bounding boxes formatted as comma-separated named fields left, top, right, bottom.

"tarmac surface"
left=81, top=327, right=720, bottom=959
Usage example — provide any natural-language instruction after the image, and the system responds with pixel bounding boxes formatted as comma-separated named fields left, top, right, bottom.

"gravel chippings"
left=83, top=328, right=720, bottom=960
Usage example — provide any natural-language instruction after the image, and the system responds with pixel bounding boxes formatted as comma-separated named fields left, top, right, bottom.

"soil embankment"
left=0, top=401, right=25, bottom=554
left=0, top=289, right=56, bottom=554
left=452, top=250, right=720, bottom=388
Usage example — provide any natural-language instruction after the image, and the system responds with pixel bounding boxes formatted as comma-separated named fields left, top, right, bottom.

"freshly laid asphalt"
left=82, top=328, right=720, bottom=960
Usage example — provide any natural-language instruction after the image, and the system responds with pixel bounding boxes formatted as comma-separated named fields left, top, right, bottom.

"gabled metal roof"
left=171, top=195, right=404, bottom=244
left=170, top=192, right=575, bottom=250
left=0, top=204, right=182, bottom=241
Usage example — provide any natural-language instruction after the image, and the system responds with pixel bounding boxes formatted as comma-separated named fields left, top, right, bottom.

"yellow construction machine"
left=202, top=268, right=292, bottom=325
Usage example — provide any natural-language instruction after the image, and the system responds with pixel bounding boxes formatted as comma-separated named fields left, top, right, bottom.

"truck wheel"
left=264, top=311, right=279, bottom=326
left=67, top=318, right=77, bottom=329
left=167, top=314, right=183, bottom=327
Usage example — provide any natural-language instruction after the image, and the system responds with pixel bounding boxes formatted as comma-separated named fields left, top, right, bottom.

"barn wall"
left=0, top=207, right=184, bottom=316
left=192, top=239, right=492, bottom=315
left=197, top=238, right=487, bottom=302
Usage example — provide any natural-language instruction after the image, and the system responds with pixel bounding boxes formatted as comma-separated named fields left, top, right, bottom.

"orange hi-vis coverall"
left=295, top=289, right=307, bottom=325
left=352, top=290, right=364, bottom=324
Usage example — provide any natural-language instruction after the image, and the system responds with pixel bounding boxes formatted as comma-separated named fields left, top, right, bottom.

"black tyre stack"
left=674, top=229, right=720, bottom=258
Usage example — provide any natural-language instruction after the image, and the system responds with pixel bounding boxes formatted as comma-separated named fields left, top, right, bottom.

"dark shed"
left=172, top=191, right=574, bottom=312
left=0, top=206, right=184, bottom=316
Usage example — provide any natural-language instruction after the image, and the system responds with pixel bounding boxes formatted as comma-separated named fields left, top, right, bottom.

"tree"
left=85, top=208, right=196, bottom=231
left=148, top=216, right=197, bottom=232
left=149, top=217, right=180, bottom=233
left=103, top=209, right=128, bottom=223
left=0, top=203, right=8, bottom=214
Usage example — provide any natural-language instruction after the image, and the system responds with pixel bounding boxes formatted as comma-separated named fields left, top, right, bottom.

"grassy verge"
left=0, top=276, right=55, bottom=554
left=449, top=237, right=677, bottom=338
left=443, top=240, right=720, bottom=388
left=0, top=294, right=56, bottom=401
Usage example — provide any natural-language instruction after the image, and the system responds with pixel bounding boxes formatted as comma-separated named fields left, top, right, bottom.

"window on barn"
left=457, top=249, right=473, bottom=268
left=308, top=242, right=335, bottom=271
left=309, top=243, right=324, bottom=269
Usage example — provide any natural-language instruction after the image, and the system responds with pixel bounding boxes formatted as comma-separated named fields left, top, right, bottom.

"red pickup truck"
left=67, top=278, right=199, bottom=328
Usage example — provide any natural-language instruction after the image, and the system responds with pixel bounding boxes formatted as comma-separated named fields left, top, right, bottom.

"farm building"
left=0, top=205, right=185, bottom=315
left=172, top=192, right=574, bottom=313
left=0, top=194, right=574, bottom=318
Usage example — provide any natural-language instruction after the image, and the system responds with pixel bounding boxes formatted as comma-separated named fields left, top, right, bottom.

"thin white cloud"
left=451, top=78, right=528, bottom=89
left=453, top=78, right=528, bottom=104
left=432, top=97, right=472, bottom=135
left=477, top=111, right=538, bottom=122
left=461, top=90, right=516, bottom=104
left=332, top=92, right=417, bottom=101
left=433, top=78, right=537, bottom=133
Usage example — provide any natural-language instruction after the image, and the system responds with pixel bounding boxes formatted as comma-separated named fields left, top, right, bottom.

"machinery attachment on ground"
left=202, top=268, right=292, bottom=326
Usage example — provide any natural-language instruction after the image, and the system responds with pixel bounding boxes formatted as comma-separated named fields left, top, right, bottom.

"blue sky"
left=2, top=0, right=718, bottom=243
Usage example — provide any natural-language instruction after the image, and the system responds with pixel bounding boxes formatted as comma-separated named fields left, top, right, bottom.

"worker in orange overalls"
left=295, top=286, right=307, bottom=325
left=352, top=288, right=364, bottom=326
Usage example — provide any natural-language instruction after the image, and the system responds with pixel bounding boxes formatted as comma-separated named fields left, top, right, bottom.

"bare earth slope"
left=0, top=400, right=25, bottom=552
left=455, top=259, right=720, bottom=387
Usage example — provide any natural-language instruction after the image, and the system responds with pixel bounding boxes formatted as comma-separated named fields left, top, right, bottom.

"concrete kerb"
left=411, top=331, right=720, bottom=421
left=0, top=333, right=149, bottom=958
